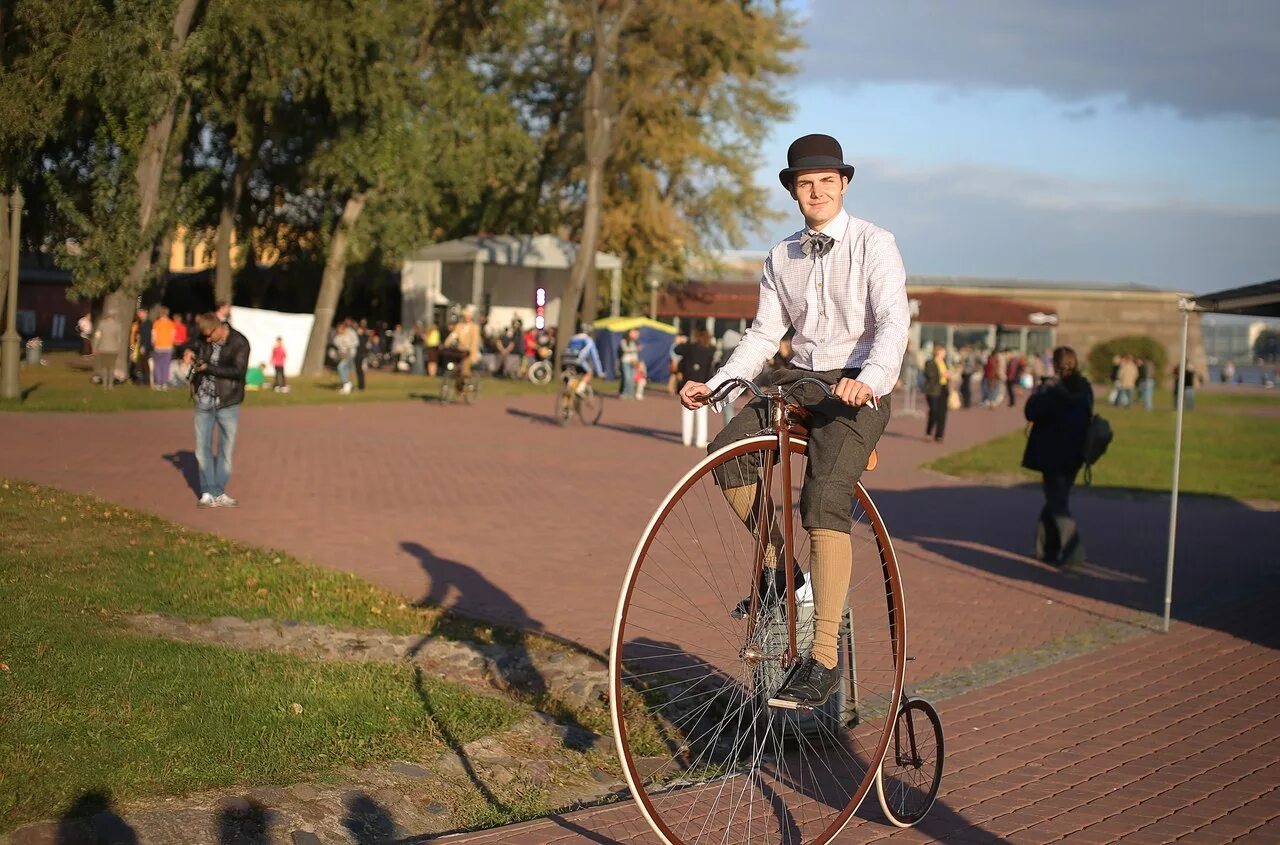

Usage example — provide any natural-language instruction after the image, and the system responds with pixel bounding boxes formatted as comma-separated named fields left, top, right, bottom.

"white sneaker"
left=213, top=494, right=238, bottom=508
left=197, top=493, right=216, bottom=508
left=340, top=383, right=353, bottom=394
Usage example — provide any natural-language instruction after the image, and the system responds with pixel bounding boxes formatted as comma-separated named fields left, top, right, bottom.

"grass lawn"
left=927, top=389, right=1280, bottom=502
left=0, top=480, right=532, bottom=828
left=0, top=351, right=616, bottom=413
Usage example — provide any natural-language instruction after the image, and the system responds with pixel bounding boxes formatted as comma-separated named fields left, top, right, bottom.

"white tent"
left=1164, top=279, right=1280, bottom=631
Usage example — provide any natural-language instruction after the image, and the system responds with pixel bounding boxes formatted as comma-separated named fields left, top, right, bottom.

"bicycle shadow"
left=399, top=541, right=600, bottom=815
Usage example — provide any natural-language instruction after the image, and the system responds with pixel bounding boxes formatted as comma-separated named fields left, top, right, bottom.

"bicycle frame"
left=705, top=376, right=871, bottom=674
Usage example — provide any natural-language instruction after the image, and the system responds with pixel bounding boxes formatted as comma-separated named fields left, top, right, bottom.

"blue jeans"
left=194, top=404, right=240, bottom=497
left=1140, top=378, right=1154, bottom=412
left=620, top=361, right=636, bottom=397
left=337, top=357, right=352, bottom=385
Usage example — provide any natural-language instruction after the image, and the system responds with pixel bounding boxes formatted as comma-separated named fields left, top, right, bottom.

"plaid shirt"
left=705, top=208, right=910, bottom=399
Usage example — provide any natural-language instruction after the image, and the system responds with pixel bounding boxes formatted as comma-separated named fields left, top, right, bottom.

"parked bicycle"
left=609, top=376, right=942, bottom=844
left=555, top=365, right=603, bottom=425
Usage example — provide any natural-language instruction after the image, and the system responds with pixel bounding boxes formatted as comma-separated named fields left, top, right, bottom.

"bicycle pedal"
left=766, top=697, right=812, bottom=712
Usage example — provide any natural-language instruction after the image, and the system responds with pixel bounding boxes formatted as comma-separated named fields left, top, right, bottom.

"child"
left=271, top=337, right=290, bottom=393
left=634, top=358, right=647, bottom=400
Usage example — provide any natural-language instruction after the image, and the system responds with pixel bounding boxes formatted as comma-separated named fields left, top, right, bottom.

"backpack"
left=1082, top=414, right=1113, bottom=485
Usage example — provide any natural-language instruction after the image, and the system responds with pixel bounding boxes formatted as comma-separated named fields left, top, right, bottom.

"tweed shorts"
left=709, top=365, right=891, bottom=533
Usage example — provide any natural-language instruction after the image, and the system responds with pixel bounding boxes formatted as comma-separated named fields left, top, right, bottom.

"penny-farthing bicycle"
left=610, top=377, right=943, bottom=844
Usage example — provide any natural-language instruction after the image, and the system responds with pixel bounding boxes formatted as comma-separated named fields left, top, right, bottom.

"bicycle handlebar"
left=704, top=376, right=878, bottom=409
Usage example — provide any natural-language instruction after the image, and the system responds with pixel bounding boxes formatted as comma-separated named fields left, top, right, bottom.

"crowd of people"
left=82, top=302, right=235, bottom=390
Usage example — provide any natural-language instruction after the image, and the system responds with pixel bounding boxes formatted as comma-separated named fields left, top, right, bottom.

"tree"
left=1254, top=329, right=1279, bottom=363
left=491, top=0, right=796, bottom=364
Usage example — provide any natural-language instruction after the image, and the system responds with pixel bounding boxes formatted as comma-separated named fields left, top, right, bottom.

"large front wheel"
left=610, top=436, right=906, bottom=845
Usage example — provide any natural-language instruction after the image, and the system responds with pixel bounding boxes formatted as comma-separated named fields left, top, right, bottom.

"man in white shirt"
left=680, top=133, right=910, bottom=707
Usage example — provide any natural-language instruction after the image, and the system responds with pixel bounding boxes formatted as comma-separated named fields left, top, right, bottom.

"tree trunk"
left=122, top=0, right=202, bottom=293
left=104, top=289, right=135, bottom=382
left=213, top=154, right=250, bottom=305
left=301, top=194, right=367, bottom=376
left=556, top=0, right=633, bottom=366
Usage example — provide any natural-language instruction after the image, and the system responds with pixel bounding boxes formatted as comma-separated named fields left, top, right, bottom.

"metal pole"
left=1, top=187, right=24, bottom=399
left=1163, top=301, right=1192, bottom=632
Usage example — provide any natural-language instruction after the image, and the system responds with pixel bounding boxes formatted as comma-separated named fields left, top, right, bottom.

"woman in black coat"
left=1022, top=346, right=1093, bottom=567
left=922, top=344, right=950, bottom=442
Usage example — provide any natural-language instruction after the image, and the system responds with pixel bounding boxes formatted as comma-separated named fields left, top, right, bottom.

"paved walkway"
left=436, top=591, right=1279, bottom=844
left=2, top=384, right=1278, bottom=843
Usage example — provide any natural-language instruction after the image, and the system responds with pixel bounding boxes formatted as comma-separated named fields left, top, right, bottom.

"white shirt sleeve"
left=853, top=231, right=911, bottom=398
left=705, top=252, right=788, bottom=394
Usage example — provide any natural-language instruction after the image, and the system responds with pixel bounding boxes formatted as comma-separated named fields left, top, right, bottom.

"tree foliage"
left=1087, top=335, right=1168, bottom=383
left=3, top=0, right=798, bottom=350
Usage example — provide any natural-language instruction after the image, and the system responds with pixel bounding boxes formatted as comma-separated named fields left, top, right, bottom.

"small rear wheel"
left=463, top=379, right=479, bottom=404
left=577, top=385, right=603, bottom=425
left=876, top=696, right=943, bottom=827
left=440, top=381, right=455, bottom=403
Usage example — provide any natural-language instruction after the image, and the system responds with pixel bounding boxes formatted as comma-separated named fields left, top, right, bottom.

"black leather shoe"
left=768, top=656, right=840, bottom=709
left=731, top=565, right=809, bottom=619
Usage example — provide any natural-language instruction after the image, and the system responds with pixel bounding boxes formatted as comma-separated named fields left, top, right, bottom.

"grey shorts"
left=709, top=365, right=891, bottom=533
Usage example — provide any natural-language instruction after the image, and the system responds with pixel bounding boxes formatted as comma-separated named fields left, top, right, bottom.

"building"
left=400, top=235, right=623, bottom=331
left=656, top=252, right=1205, bottom=371
left=1200, top=317, right=1271, bottom=363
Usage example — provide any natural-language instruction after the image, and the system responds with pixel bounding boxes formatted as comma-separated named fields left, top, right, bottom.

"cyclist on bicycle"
left=680, top=134, right=910, bottom=708
left=565, top=325, right=605, bottom=395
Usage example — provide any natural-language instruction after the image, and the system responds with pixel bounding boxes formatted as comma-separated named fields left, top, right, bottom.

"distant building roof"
left=407, top=234, right=622, bottom=270
left=907, top=274, right=1163, bottom=294
left=913, top=291, right=1056, bottom=328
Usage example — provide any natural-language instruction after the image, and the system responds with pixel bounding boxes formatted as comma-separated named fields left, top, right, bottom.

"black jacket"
left=923, top=359, right=948, bottom=397
left=1021, top=375, right=1093, bottom=475
left=190, top=326, right=251, bottom=408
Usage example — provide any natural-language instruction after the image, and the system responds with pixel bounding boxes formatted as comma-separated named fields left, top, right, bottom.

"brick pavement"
left=432, top=591, right=1280, bottom=844
left=2, top=384, right=1278, bottom=843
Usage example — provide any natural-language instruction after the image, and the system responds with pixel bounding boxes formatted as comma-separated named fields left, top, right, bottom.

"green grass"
left=0, top=480, right=529, bottom=828
left=0, top=351, right=611, bottom=413
left=927, top=389, right=1280, bottom=502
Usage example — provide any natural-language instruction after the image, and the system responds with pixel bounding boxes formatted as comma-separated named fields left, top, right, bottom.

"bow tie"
left=800, top=231, right=834, bottom=259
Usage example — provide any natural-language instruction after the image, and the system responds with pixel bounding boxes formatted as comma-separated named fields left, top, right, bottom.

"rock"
left=424, top=801, right=450, bottom=816
left=8, top=822, right=59, bottom=845
left=388, top=762, right=431, bottom=779
left=219, top=796, right=255, bottom=818
left=435, top=751, right=468, bottom=777
left=291, top=832, right=323, bottom=845
left=248, top=785, right=291, bottom=805
left=287, top=783, right=324, bottom=802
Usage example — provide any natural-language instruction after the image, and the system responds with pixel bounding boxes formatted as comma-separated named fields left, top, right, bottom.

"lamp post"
left=1, top=187, right=23, bottom=400
left=647, top=264, right=661, bottom=321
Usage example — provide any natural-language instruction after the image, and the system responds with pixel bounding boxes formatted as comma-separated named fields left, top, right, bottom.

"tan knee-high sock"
left=723, top=484, right=782, bottom=568
left=809, top=528, right=851, bottom=669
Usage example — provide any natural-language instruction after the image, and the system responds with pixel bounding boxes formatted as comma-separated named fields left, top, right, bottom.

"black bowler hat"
left=778, top=134, right=855, bottom=189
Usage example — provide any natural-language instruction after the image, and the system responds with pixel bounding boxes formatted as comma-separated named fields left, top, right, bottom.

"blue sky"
left=748, top=1, right=1280, bottom=293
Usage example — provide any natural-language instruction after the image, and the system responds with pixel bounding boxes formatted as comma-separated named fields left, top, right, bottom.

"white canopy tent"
left=1164, top=279, right=1280, bottom=631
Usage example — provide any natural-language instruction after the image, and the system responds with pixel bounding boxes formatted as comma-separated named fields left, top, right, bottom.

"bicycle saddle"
left=785, top=403, right=879, bottom=471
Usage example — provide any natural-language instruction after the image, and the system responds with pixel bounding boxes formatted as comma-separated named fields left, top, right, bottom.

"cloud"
left=799, top=1, right=1280, bottom=121
left=753, top=158, right=1280, bottom=291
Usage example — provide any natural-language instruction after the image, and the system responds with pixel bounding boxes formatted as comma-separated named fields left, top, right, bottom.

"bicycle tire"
left=577, top=385, right=603, bottom=425
left=875, top=697, right=943, bottom=827
left=528, top=360, right=552, bottom=385
left=463, top=379, right=479, bottom=405
left=554, top=389, right=573, bottom=425
left=611, top=435, right=906, bottom=845
left=440, top=381, right=455, bottom=403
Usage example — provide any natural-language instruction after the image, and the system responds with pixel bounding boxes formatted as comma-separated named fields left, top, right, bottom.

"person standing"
left=443, top=305, right=482, bottom=393
left=354, top=321, right=369, bottom=391
left=618, top=328, right=640, bottom=399
left=151, top=306, right=176, bottom=389
left=1021, top=346, right=1093, bottom=567
left=1115, top=355, right=1139, bottom=409
left=682, top=134, right=908, bottom=707
left=923, top=344, right=950, bottom=442
left=131, top=306, right=153, bottom=386
left=1173, top=364, right=1201, bottom=410
left=982, top=349, right=1000, bottom=407
left=77, top=312, right=94, bottom=356
left=1006, top=351, right=1024, bottom=407
left=959, top=346, right=976, bottom=408
left=270, top=337, right=289, bottom=392
left=186, top=313, right=250, bottom=507
left=92, top=307, right=123, bottom=389
left=674, top=328, right=715, bottom=448
left=333, top=320, right=359, bottom=393
left=1138, top=356, right=1155, bottom=412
